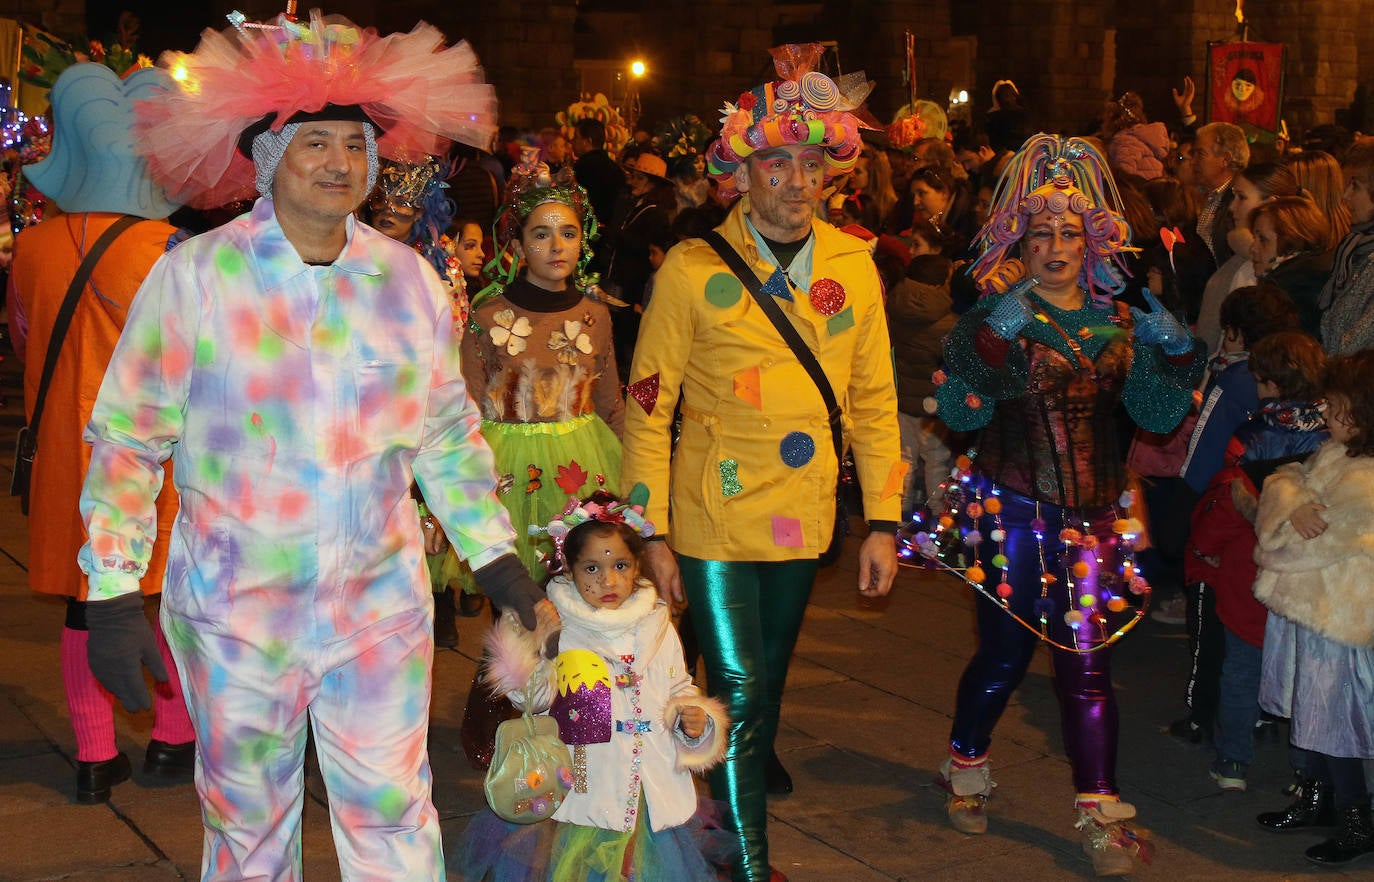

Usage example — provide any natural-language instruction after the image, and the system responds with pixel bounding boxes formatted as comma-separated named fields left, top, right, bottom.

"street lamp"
left=626, top=59, right=646, bottom=132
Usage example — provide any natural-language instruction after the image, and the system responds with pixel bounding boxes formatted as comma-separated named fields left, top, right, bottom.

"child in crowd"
left=1167, top=282, right=1298, bottom=744
left=1185, top=332, right=1327, bottom=793
left=458, top=491, right=731, bottom=881
left=455, top=158, right=626, bottom=768
left=1254, top=351, right=1374, bottom=866
left=886, top=247, right=956, bottom=521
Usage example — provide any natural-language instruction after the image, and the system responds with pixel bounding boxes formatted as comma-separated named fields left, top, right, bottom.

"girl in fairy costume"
left=460, top=156, right=623, bottom=578
left=455, top=157, right=625, bottom=766
left=458, top=491, right=731, bottom=881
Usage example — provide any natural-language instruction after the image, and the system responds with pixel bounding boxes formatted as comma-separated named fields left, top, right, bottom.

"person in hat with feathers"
left=74, top=11, right=548, bottom=880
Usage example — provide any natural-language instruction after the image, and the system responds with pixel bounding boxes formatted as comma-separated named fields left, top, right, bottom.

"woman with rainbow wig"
left=926, top=135, right=1205, bottom=876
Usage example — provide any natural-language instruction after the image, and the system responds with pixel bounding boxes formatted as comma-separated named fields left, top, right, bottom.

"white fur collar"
left=547, top=574, right=662, bottom=639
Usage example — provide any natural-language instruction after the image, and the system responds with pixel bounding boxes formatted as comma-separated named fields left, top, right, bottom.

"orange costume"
left=10, top=212, right=179, bottom=599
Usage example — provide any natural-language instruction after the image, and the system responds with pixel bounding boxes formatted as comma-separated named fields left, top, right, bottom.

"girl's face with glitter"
left=1022, top=208, right=1086, bottom=293
left=515, top=201, right=582, bottom=291
left=571, top=530, right=640, bottom=610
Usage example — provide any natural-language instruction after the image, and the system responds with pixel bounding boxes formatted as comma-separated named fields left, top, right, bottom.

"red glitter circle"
left=809, top=278, right=846, bottom=316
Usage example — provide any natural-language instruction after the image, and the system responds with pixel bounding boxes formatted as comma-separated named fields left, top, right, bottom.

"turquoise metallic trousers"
left=678, top=555, right=819, bottom=882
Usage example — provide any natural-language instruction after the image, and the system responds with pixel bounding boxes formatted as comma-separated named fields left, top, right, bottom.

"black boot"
left=765, top=750, right=793, bottom=796
left=1258, top=777, right=1336, bottom=832
left=76, top=752, right=131, bottom=804
left=1306, top=805, right=1374, bottom=865
left=433, top=588, right=458, bottom=649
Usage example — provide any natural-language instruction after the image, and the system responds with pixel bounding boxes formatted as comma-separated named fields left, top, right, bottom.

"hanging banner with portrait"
left=1206, top=41, right=1285, bottom=142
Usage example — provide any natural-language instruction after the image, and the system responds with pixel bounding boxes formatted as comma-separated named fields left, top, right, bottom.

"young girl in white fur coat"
left=1254, top=350, right=1374, bottom=866
left=457, top=492, right=731, bottom=882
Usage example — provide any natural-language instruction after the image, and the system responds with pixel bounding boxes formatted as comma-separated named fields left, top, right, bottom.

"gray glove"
left=473, top=553, right=546, bottom=630
left=85, top=593, right=168, bottom=713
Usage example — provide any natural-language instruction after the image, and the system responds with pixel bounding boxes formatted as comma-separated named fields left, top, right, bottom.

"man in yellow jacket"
left=620, top=44, right=903, bottom=882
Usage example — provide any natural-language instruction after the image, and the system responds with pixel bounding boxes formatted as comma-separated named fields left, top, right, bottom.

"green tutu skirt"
left=447, top=413, right=622, bottom=590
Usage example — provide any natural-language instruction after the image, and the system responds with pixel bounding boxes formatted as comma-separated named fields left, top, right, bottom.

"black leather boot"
left=433, top=588, right=458, bottom=649
left=145, top=739, right=196, bottom=777
left=1257, top=777, right=1336, bottom=832
left=766, top=749, right=793, bottom=796
left=1306, top=805, right=1374, bottom=865
left=76, top=752, right=131, bottom=803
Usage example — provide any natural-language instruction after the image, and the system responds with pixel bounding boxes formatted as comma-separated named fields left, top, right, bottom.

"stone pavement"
left=0, top=347, right=1366, bottom=879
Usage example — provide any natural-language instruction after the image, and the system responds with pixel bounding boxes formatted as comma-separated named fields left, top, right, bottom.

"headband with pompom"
left=529, top=494, right=654, bottom=573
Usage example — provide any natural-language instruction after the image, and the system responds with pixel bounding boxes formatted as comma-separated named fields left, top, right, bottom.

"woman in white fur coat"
left=1254, top=351, right=1374, bottom=866
left=457, top=493, right=731, bottom=882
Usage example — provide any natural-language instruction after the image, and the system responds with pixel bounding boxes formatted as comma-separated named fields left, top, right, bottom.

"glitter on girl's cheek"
left=769, top=177, right=779, bottom=187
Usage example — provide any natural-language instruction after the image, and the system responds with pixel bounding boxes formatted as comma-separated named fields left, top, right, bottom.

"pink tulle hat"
left=133, top=8, right=498, bottom=209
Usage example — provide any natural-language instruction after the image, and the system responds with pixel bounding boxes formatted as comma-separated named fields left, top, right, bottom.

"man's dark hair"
left=1219, top=282, right=1298, bottom=348
left=575, top=118, right=606, bottom=150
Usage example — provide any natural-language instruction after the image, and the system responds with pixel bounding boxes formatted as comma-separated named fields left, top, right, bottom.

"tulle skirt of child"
left=447, top=413, right=622, bottom=587
left=1260, top=612, right=1374, bottom=758
left=456, top=801, right=735, bottom=882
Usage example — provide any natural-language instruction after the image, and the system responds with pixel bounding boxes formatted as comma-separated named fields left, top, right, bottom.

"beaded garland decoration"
left=899, top=451, right=1151, bottom=653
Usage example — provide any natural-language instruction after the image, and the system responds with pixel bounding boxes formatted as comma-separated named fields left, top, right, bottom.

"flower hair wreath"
left=529, top=496, right=655, bottom=573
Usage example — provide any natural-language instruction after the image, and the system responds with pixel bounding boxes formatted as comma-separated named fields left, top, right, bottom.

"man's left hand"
left=857, top=530, right=898, bottom=597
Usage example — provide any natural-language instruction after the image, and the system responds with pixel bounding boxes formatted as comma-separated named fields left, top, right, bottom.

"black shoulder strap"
left=23, top=215, right=143, bottom=453
left=702, top=230, right=844, bottom=462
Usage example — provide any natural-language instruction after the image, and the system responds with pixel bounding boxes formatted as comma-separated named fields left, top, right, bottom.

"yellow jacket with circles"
left=622, top=199, right=902, bottom=560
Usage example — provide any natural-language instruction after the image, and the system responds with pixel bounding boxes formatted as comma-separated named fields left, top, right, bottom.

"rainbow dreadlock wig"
left=474, top=157, right=599, bottom=308
left=708, top=42, right=874, bottom=197
left=969, top=134, right=1134, bottom=304
left=132, top=9, right=497, bottom=209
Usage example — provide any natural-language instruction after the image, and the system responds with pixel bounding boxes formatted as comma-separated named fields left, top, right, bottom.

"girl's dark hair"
left=1218, top=282, right=1298, bottom=348
left=1237, top=161, right=1300, bottom=200
left=1248, top=331, right=1326, bottom=401
left=906, top=218, right=943, bottom=252
left=912, top=165, right=955, bottom=194
left=561, top=490, right=646, bottom=570
left=1143, top=176, right=1199, bottom=231
left=1114, top=174, right=1157, bottom=246
left=1322, top=350, right=1374, bottom=458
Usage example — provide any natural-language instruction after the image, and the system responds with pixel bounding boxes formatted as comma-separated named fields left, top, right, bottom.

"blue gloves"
left=85, top=592, right=168, bottom=713
left=985, top=290, right=1035, bottom=340
left=1131, top=289, right=1193, bottom=355
left=473, top=553, right=546, bottom=630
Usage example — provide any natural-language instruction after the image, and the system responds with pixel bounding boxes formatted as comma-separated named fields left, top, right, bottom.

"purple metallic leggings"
left=949, top=485, right=1121, bottom=795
